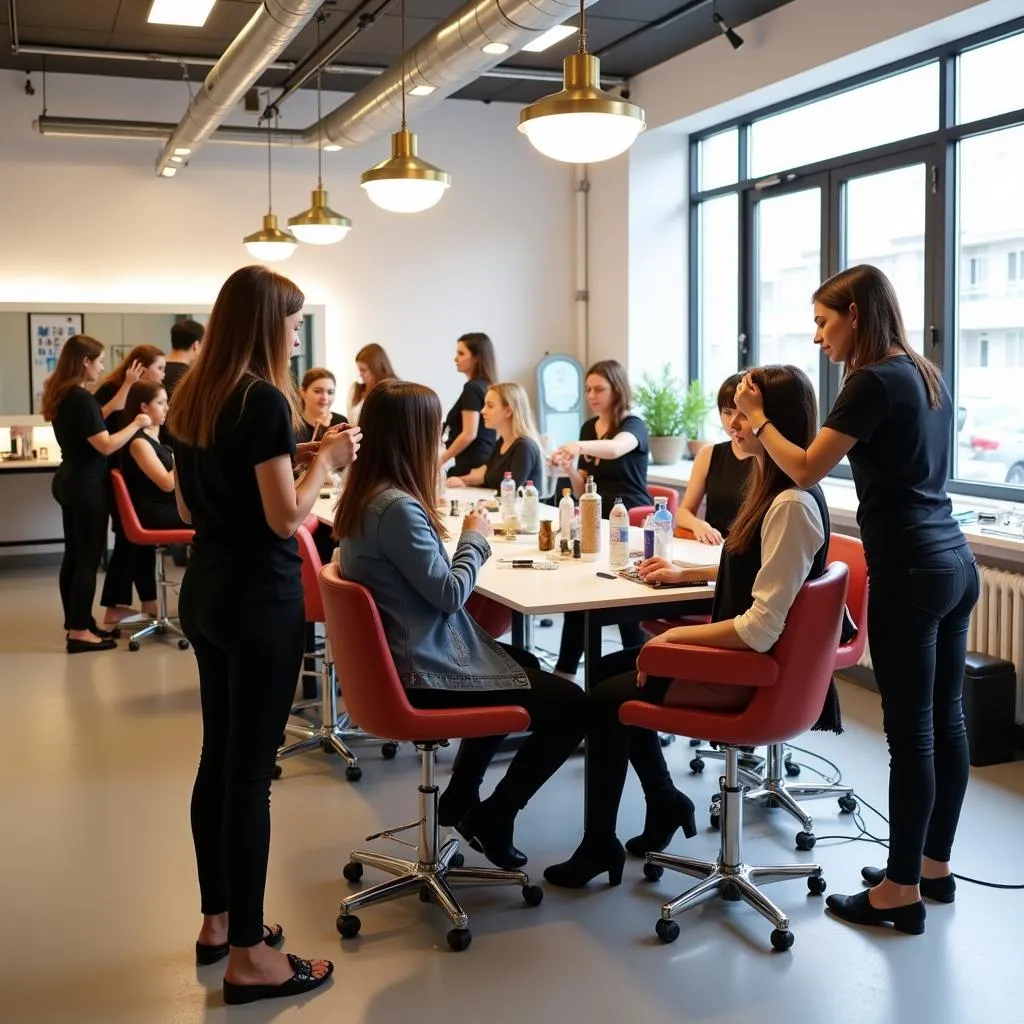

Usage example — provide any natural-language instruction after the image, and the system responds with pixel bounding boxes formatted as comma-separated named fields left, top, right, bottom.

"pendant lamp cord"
left=265, top=102, right=273, bottom=214
left=578, top=0, right=587, bottom=54
left=400, top=0, right=407, bottom=131
left=315, top=11, right=324, bottom=189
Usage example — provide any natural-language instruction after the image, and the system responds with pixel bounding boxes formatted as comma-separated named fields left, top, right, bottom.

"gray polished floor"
left=1, top=563, right=1022, bottom=1024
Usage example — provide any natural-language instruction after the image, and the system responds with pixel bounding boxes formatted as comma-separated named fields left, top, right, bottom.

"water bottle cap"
left=654, top=496, right=667, bottom=506
left=503, top=472, right=512, bottom=478
left=526, top=480, right=533, bottom=486
left=613, top=497, right=624, bottom=504
left=562, top=488, right=571, bottom=497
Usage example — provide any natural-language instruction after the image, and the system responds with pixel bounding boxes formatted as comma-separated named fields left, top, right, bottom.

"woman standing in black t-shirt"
left=735, top=264, right=979, bottom=936
left=441, top=332, right=498, bottom=476
left=42, top=335, right=152, bottom=653
left=169, top=266, right=357, bottom=1005
left=549, top=360, right=653, bottom=677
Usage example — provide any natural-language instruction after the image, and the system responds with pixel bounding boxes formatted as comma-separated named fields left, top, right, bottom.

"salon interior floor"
left=2, top=563, right=1023, bottom=1024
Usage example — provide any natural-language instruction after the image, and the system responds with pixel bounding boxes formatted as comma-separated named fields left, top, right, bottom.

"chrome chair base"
left=647, top=747, right=825, bottom=951
left=338, top=743, right=541, bottom=950
left=127, top=546, right=189, bottom=651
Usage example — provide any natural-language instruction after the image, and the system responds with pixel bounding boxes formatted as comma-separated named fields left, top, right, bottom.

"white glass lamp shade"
left=360, top=129, right=451, bottom=214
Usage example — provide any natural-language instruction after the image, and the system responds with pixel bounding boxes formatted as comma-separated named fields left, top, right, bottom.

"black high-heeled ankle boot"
left=625, top=789, right=698, bottom=857
left=455, top=800, right=527, bottom=870
left=544, top=836, right=627, bottom=888
left=437, top=785, right=479, bottom=828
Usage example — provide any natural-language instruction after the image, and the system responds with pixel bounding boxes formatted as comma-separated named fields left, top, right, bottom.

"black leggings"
left=867, top=546, right=980, bottom=884
left=555, top=612, right=646, bottom=675
left=408, top=645, right=586, bottom=812
left=180, top=569, right=305, bottom=948
left=100, top=503, right=152, bottom=609
left=53, top=477, right=108, bottom=632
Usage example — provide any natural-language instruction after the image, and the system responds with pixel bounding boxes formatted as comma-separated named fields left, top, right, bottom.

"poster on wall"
left=28, top=313, right=83, bottom=413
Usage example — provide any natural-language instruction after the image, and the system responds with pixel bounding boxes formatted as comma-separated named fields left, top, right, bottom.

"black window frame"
left=688, top=14, right=1024, bottom=502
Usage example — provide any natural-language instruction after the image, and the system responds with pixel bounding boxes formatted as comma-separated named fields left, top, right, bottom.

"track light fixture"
left=712, top=12, right=744, bottom=51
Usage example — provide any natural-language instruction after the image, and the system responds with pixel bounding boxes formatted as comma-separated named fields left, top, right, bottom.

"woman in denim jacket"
left=335, top=381, right=585, bottom=871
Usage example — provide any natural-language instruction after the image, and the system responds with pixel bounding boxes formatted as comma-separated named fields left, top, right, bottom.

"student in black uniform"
left=447, top=382, right=543, bottom=493
left=296, top=367, right=348, bottom=444
left=734, top=264, right=979, bottom=936
left=170, top=266, right=358, bottom=1005
left=441, top=332, right=498, bottom=476
left=42, top=335, right=152, bottom=653
left=93, top=344, right=167, bottom=627
left=545, top=365, right=829, bottom=888
left=162, top=318, right=204, bottom=403
left=676, top=372, right=756, bottom=543
left=549, top=359, right=653, bottom=677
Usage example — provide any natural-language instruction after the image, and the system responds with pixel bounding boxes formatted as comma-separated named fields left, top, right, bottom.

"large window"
left=690, top=19, right=1024, bottom=498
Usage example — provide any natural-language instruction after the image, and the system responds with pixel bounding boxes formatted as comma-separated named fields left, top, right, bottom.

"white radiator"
left=858, top=566, right=1024, bottom=724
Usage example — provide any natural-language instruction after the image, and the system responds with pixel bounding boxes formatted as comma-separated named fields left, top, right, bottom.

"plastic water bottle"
left=558, top=487, right=575, bottom=541
left=643, top=510, right=656, bottom=560
left=653, top=495, right=673, bottom=559
left=520, top=480, right=540, bottom=533
left=500, top=471, right=517, bottom=528
left=609, top=498, right=629, bottom=568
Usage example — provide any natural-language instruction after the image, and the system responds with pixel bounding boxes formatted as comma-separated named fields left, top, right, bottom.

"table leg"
left=583, top=610, right=604, bottom=817
left=511, top=611, right=526, bottom=650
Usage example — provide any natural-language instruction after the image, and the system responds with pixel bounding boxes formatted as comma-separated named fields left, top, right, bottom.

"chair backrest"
left=109, top=469, right=144, bottom=541
left=465, top=593, right=513, bottom=640
left=827, top=533, right=868, bottom=666
left=628, top=505, right=653, bottom=528
left=295, top=523, right=325, bottom=624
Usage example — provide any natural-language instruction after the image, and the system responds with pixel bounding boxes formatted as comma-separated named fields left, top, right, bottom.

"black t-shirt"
left=173, top=379, right=301, bottom=602
left=704, top=442, right=754, bottom=535
left=162, top=360, right=190, bottom=400
left=123, top=430, right=186, bottom=531
left=823, top=355, right=964, bottom=569
left=482, top=437, right=543, bottom=493
left=444, top=378, right=496, bottom=476
left=580, top=414, right=652, bottom=517
left=51, top=386, right=108, bottom=486
left=92, top=381, right=122, bottom=433
left=295, top=410, right=348, bottom=445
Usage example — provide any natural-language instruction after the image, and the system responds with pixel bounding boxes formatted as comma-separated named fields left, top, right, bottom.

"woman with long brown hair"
left=170, top=266, right=359, bottom=1005
left=545, top=365, right=830, bottom=888
left=296, top=367, right=348, bottom=444
left=336, top=380, right=585, bottom=871
left=347, top=343, right=397, bottom=424
left=440, top=332, right=498, bottom=476
left=43, top=335, right=152, bottom=652
left=734, top=265, right=978, bottom=935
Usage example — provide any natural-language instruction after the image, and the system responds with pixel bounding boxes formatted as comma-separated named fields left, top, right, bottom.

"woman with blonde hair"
left=448, top=382, right=544, bottom=493
left=348, top=343, right=397, bottom=424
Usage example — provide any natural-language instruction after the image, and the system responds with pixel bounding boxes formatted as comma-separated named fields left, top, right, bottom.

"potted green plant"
left=634, top=365, right=688, bottom=465
left=679, top=379, right=716, bottom=458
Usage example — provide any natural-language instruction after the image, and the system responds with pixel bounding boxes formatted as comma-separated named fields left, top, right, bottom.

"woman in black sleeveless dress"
left=545, top=366, right=830, bottom=888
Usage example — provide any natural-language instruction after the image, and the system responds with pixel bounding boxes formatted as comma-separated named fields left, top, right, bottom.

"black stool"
left=963, top=652, right=1017, bottom=767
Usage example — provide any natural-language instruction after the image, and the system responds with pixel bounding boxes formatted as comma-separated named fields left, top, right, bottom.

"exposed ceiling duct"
left=154, top=0, right=323, bottom=175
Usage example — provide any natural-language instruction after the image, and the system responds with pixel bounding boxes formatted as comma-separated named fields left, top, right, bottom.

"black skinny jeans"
left=867, top=545, right=980, bottom=885
left=555, top=613, right=646, bottom=675
left=180, top=568, right=305, bottom=948
left=53, top=476, right=108, bottom=632
left=408, top=645, right=586, bottom=813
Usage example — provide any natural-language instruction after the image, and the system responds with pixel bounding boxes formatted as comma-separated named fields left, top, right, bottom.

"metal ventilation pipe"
left=154, top=0, right=322, bottom=175
left=305, top=0, right=597, bottom=148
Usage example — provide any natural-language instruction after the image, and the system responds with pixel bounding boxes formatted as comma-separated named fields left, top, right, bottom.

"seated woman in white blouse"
left=544, top=365, right=831, bottom=890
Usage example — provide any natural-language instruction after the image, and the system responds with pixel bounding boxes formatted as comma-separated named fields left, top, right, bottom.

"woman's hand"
left=463, top=506, right=493, bottom=538
left=550, top=441, right=582, bottom=467
left=636, top=556, right=684, bottom=584
left=447, top=476, right=466, bottom=488
left=319, top=424, right=361, bottom=471
left=133, top=413, right=152, bottom=430
left=123, top=360, right=145, bottom=388
left=692, top=520, right=724, bottom=545
left=294, top=441, right=320, bottom=466
left=734, top=373, right=764, bottom=419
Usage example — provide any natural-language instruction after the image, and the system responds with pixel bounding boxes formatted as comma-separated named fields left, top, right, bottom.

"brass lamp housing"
left=288, top=188, right=353, bottom=232
left=243, top=213, right=298, bottom=246
left=518, top=54, right=645, bottom=130
left=360, top=128, right=451, bottom=188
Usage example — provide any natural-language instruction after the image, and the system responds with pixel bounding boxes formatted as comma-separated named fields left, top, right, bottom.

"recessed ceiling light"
left=170, top=155, right=183, bottom=163
left=148, top=0, right=217, bottom=28
left=173, top=146, right=192, bottom=155
left=160, top=166, right=177, bottom=177
left=482, top=42, right=509, bottom=55
left=521, top=24, right=577, bottom=53
left=323, top=143, right=342, bottom=152
left=409, top=85, right=435, bottom=96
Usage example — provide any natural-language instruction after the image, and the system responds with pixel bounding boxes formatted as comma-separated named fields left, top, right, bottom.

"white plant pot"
left=649, top=436, right=687, bottom=465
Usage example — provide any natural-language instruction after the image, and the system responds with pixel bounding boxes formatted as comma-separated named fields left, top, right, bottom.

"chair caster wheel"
left=689, top=758, right=705, bottom=773
left=808, top=874, right=827, bottom=896
left=381, top=742, right=399, bottom=760
left=522, top=884, right=544, bottom=907
left=658, top=733, right=675, bottom=748
left=337, top=914, right=361, bottom=939
left=709, top=812, right=721, bottom=830
left=447, top=927, right=472, bottom=952
left=419, top=887, right=432, bottom=903
left=770, top=928, right=794, bottom=951
left=128, top=640, right=140, bottom=652
left=795, top=831, right=816, bottom=851
left=643, top=862, right=664, bottom=882
left=345, top=764, right=363, bottom=782
left=450, top=853, right=465, bottom=868
left=689, top=737, right=702, bottom=747
left=177, top=638, right=190, bottom=650
left=655, top=918, right=679, bottom=944
left=272, top=764, right=282, bottom=779
left=343, top=861, right=363, bottom=882
left=785, top=761, right=801, bottom=777
left=838, top=795, right=858, bottom=814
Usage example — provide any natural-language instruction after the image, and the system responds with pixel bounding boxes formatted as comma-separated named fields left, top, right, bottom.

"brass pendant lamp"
left=518, top=0, right=645, bottom=164
left=360, top=0, right=450, bottom=213
left=244, top=112, right=298, bottom=262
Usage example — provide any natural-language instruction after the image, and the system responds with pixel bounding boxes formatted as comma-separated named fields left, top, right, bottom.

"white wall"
left=0, top=70, right=575, bottom=415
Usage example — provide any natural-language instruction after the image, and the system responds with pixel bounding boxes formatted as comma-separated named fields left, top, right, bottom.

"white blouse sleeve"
left=733, top=491, right=825, bottom=653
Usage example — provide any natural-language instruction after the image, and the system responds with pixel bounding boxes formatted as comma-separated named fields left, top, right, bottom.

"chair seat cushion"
left=125, top=526, right=194, bottom=546
left=390, top=704, right=530, bottom=743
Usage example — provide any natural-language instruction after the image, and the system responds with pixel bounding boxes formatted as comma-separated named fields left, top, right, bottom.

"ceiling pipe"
left=34, top=114, right=308, bottom=146
left=153, top=0, right=323, bottom=176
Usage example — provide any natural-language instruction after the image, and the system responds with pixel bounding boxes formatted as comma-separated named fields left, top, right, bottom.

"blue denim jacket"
left=339, top=488, right=528, bottom=691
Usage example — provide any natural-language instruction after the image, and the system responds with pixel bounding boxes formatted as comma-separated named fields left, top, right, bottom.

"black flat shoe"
left=861, top=866, right=956, bottom=903
left=222, top=953, right=333, bottom=1005
left=544, top=837, right=626, bottom=888
left=455, top=802, right=527, bottom=871
left=625, top=789, right=698, bottom=857
left=196, top=923, right=285, bottom=966
left=91, top=619, right=121, bottom=640
left=826, top=890, right=925, bottom=934
left=437, top=786, right=480, bottom=828
left=66, top=637, right=117, bottom=654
